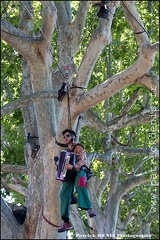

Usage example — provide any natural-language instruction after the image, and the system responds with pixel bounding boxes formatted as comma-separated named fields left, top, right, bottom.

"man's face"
left=63, top=132, right=74, bottom=144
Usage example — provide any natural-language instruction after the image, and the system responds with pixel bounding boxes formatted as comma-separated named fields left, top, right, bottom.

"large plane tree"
left=1, top=1, right=159, bottom=239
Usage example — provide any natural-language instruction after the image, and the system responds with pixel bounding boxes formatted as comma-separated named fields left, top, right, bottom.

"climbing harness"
left=57, top=61, right=71, bottom=101
left=57, top=61, right=72, bottom=128
left=57, top=82, right=68, bottom=101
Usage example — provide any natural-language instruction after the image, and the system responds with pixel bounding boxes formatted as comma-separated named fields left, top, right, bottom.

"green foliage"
left=1, top=42, right=22, bottom=103
left=30, top=2, right=43, bottom=34
left=80, top=127, right=104, bottom=153
left=1, top=109, right=26, bottom=204
left=1, top=1, right=20, bottom=27
left=1, top=184, right=26, bottom=206
left=119, top=184, right=159, bottom=238
left=1, top=110, right=25, bottom=165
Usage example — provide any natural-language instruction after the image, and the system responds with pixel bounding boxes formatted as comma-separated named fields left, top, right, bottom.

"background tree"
left=1, top=1, right=159, bottom=239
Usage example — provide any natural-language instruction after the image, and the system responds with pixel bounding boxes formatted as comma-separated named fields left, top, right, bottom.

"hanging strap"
left=55, top=138, right=67, bottom=148
left=42, top=207, right=61, bottom=228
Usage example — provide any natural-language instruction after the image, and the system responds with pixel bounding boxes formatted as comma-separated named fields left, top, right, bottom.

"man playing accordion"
left=57, top=129, right=96, bottom=233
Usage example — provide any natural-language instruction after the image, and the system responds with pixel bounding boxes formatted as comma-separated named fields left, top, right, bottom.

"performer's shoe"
left=58, top=222, right=73, bottom=232
left=88, top=209, right=96, bottom=218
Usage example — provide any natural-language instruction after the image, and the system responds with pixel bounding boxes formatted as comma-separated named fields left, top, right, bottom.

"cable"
left=1, top=29, right=31, bottom=38
left=67, top=84, right=72, bottom=129
left=121, top=1, right=149, bottom=37
left=88, top=109, right=102, bottom=121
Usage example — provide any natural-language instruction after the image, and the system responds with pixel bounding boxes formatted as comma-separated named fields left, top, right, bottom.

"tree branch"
left=119, top=172, right=152, bottom=197
left=1, top=90, right=58, bottom=116
left=107, top=110, right=159, bottom=132
left=87, top=152, right=113, bottom=165
left=136, top=70, right=159, bottom=97
left=84, top=110, right=106, bottom=132
left=1, top=17, right=36, bottom=59
left=114, top=146, right=158, bottom=158
left=55, top=2, right=90, bottom=63
left=121, top=88, right=142, bottom=115
left=73, top=1, right=90, bottom=52
left=1, top=164, right=27, bottom=174
left=2, top=181, right=27, bottom=196
left=91, top=171, right=110, bottom=204
left=73, top=2, right=119, bottom=89
left=132, top=156, right=151, bottom=174
left=121, top=1, right=149, bottom=47
left=54, top=1, right=69, bottom=30
left=83, top=106, right=158, bottom=135
left=40, top=1, right=57, bottom=44
left=72, top=42, right=159, bottom=117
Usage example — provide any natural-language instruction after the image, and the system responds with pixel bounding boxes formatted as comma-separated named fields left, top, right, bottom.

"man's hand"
left=65, top=164, right=73, bottom=170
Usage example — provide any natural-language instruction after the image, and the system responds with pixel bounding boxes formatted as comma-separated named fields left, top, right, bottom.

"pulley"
left=97, top=1, right=110, bottom=20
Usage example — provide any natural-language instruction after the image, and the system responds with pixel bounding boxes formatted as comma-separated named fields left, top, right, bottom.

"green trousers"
left=60, top=169, right=92, bottom=220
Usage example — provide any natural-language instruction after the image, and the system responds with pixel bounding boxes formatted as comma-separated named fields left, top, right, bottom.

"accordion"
left=55, top=150, right=77, bottom=182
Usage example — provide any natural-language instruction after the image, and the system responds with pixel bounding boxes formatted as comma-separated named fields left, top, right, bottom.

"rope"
left=67, top=85, right=72, bottom=129
left=121, top=1, right=149, bottom=37
left=42, top=206, right=61, bottom=228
